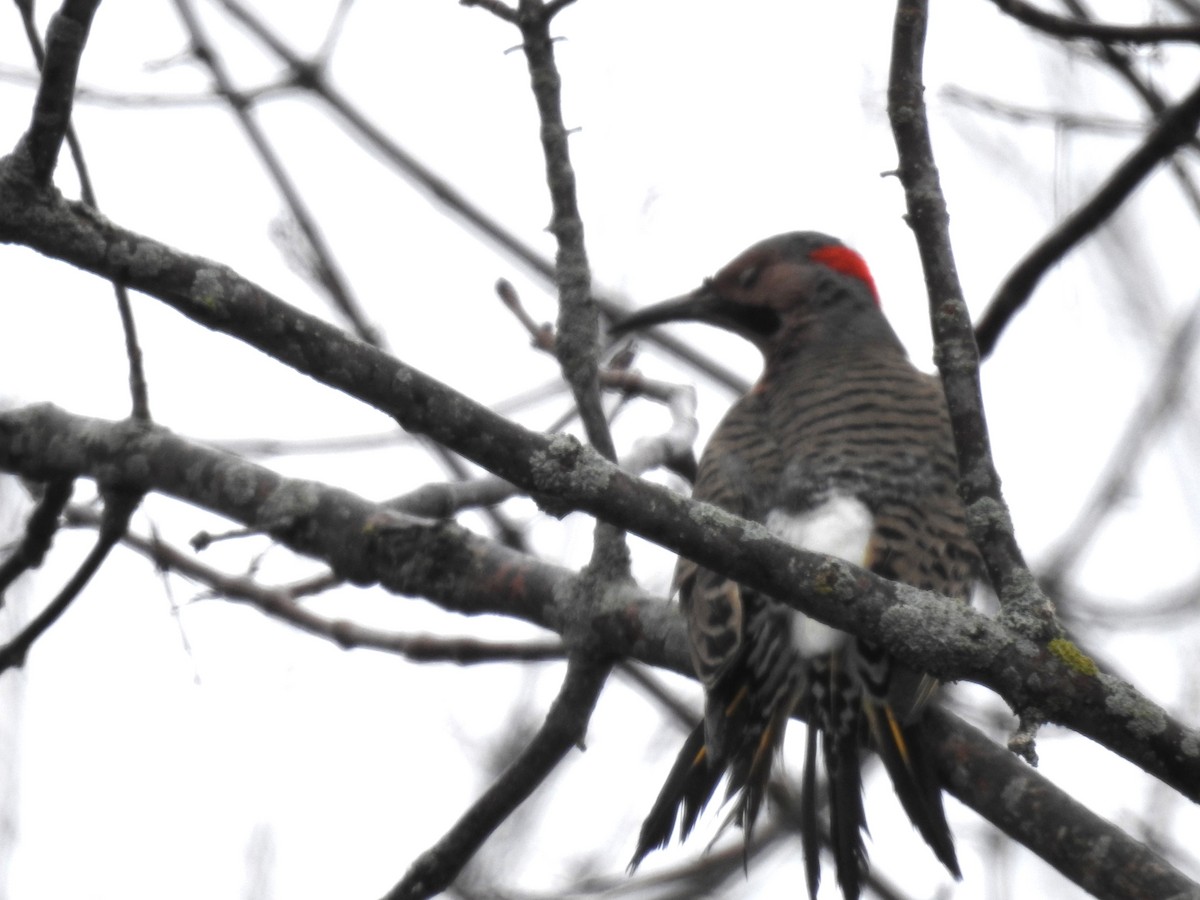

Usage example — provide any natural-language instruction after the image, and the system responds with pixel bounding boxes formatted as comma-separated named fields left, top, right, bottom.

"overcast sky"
left=2, top=2, right=1198, bottom=898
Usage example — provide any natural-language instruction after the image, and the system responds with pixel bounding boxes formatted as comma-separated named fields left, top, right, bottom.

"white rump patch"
left=766, top=495, right=873, bottom=656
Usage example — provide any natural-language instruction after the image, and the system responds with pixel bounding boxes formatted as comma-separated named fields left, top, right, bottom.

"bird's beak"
left=609, top=283, right=727, bottom=337
left=610, top=282, right=778, bottom=342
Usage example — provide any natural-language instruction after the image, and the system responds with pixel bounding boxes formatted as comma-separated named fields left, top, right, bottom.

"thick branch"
left=1, top=407, right=1194, bottom=894
left=928, top=708, right=1200, bottom=900
left=1, top=404, right=1196, bottom=806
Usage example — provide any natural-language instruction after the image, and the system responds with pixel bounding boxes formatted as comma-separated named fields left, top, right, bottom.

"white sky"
left=2, top=2, right=1198, bottom=898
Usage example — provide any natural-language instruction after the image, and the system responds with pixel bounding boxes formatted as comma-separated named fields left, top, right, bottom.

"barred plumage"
left=616, top=232, right=978, bottom=899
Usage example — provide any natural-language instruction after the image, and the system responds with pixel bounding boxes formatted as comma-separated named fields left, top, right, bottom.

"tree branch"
left=0, top=477, right=73, bottom=605
left=1040, top=298, right=1200, bottom=587
left=0, top=486, right=139, bottom=672
left=208, top=0, right=752, bottom=396
left=989, top=0, right=1200, bottom=44
left=506, top=0, right=625, bottom=567
left=384, top=654, right=610, bottom=899
left=975, top=75, right=1200, bottom=356
left=169, top=0, right=378, bottom=349
left=888, top=0, right=1058, bottom=642
left=928, top=708, right=1200, bottom=900
left=1, top=404, right=1197, bottom=807
left=15, top=0, right=101, bottom=186
left=67, top=509, right=568, bottom=664
left=16, top=0, right=150, bottom=420
left=513, top=0, right=614, bottom=462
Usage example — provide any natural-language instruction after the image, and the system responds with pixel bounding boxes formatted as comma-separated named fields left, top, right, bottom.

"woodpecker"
left=614, top=232, right=977, bottom=899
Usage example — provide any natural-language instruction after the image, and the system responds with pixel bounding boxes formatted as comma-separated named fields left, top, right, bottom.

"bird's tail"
left=800, top=655, right=868, bottom=900
left=863, top=694, right=960, bottom=879
left=629, top=675, right=797, bottom=872
left=800, top=650, right=960, bottom=900
left=628, top=721, right=717, bottom=871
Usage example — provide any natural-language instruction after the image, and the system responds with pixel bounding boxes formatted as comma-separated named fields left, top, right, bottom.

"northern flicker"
left=614, top=232, right=977, bottom=899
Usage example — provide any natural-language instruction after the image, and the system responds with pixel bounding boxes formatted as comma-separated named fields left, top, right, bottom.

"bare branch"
left=16, top=1, right=150, bottom=420
left=511, top=0, right=618, bottom=479
left=929, top=708, right=1200, bottom=900
left=169, top=0, right=379, bottom=349
left=0, top=477, right=73, bottom=605
left=1040, top=298, right=1200, bottom=586
left=497, top=278, right=556, bottom=352
left=0, top=486, right=139, bottom=672
left=66, top=507, right=568, bottom=663
left=459, top=0, right=517, bottom=22
left=385, top=654, right=610, bottom=899
left=888, top=0, right=1057, bottom=640
left=14, top=0, right=100, bottom=186
left=2, top=405, right=1197, bottom=807
left=989, top=0, right=1200, bottom=44
left=975, top=76, right=1200, bottom=356
left=208, top=0, right=752, bottom=396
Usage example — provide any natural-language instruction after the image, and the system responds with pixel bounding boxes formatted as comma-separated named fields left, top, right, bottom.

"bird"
left=612, top=232, right=977, bottom=899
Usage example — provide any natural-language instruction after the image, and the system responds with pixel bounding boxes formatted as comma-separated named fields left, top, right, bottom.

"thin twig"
left=384, top=655, right=610, bottom=899
left=615, top=662, right=696, bottom=729
left=65, top=504, right=567, bottom=662
left=0, top=477, right=73, bottom=604
left=0, top=487, right=140, bottom=672
left=0, top=63, right=295, bottom=107
left=941, top=84, right=1144, bottom=135
left=170, top=0, right=378, bottom=348
left=1040, top=297, right=1200, bottom=586
left=208, top=0, right=751, bottom=397
left=975, top=75, right=1200, bottom=356
left=496, top=278, right=556, bottom=351
left=989, top=0, right=1200, bottom=44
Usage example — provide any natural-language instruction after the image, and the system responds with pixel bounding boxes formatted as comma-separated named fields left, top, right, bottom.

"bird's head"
left=611, top=232, right=893, bottom=358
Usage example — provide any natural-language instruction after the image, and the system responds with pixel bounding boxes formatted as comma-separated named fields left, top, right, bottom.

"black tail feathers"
left=630, top=680, right=958, bottom=900
left=865, top=700, right=960, bottom=879
left=800, top=662, right=958, bottom=900
left=628, top=722, right=718, bottom=872
left=629, top=704, right=790, bottom=873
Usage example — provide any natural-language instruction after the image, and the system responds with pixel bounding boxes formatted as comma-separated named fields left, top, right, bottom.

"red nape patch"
left=809, top=245, right=880, bottom=306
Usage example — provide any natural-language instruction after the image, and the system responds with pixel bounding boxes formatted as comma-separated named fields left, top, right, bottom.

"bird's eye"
left=737, top=266, right=760, bottom=289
